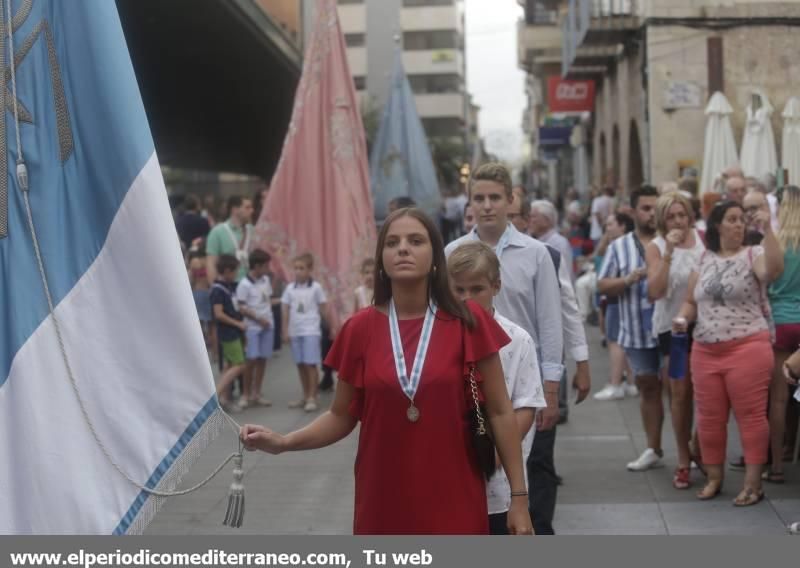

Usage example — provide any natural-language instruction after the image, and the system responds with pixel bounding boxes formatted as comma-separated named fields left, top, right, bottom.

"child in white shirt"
left=448, top=241, right=546, bottom=535
left=235, top=249, right=274, bottom=408
left=281, top=253, right=335, bottom=412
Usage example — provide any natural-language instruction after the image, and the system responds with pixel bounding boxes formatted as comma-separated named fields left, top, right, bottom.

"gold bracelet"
left=510, top=491, right=528, bottom=497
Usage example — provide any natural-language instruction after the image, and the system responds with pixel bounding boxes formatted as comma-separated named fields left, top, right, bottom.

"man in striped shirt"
left=598, top=185, right=663, bottom=472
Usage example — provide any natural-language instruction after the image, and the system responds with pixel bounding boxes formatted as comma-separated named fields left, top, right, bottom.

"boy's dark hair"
left=216, top=254, right=239, bottom=275
left=183, top=195, right=199, bottom=212
left=630, top=185, right=658, bottom=209
left=226, top=195, right=244, bottom=216
left=248, top=248, right=271, bottom=269
left=614, top=212, right=635, bottom=233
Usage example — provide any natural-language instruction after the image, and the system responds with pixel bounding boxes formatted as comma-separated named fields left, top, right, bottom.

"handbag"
left=465, top=363, right=497, bottom=480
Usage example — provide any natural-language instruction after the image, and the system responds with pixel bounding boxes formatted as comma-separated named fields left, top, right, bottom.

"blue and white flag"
left=0, top=1, right=220, bottom=533
left=369, top=50, right=441, bottom=220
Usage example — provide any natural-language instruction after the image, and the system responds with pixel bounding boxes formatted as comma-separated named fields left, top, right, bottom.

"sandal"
left=696, top=480, right=722, bottom=500
left=762, top=468, right=785, bottom=484
left=733, top=487, right=765, bottom=507
left=672, top=467, right=691, bottom=490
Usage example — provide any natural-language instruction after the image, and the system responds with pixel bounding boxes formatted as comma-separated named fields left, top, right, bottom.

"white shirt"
left=236, top=274, right=274, bottom=330
left=651, top=230, right=705, bottom=336
left=281, top=281, right=327, bottom=337
left=487, top=313, right=546, bottom=515
left=552, top=248, right=590, bottom=362
left=446, top=225, right=565, bottom=382
left=444, top=194, right=468, bottom=221
left=590, top=195, right=613, bottom=240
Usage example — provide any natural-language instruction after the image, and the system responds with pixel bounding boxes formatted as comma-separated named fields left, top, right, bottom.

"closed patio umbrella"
left=741, top=89, right=778, bottom=180
left=782, top=97, right=800, bottom=185
left=700, top=92, right=739, bottom=195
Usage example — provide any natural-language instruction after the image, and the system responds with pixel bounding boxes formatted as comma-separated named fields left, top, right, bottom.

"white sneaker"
left=593, top=384, right=625, bottom=401
left=627, top=448, right=663, bottom=471
left=220, top=400, right=243, bottom=414
left=304, top=399, right=319, bottom=412
left=624, top=383, right=639, bottom=397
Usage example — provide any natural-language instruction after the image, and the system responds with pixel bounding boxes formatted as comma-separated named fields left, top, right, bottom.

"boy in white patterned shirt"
left=448, top=241, right=546, bottom=535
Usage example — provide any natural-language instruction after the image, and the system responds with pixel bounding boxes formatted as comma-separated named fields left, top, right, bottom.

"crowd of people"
left=582, top=168, right=800, bottom=510
left=171, top=161, right=800, bottom=535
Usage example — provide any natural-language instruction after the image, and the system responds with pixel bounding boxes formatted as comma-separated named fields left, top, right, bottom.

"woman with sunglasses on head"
left=240, top=208, right=533, bottom=535
left=674, top=200, right=783, bottom=506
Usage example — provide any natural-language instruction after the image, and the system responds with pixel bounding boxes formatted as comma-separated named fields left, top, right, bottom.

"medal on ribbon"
left=389, top=299, right=437, bottom=423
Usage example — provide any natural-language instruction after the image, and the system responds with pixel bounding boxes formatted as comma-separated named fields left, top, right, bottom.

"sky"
left=465, top=0, right=526, bottom=163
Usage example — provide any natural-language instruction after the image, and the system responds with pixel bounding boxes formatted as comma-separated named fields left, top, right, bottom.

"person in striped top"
left=598, top=185, right=664, bottom=472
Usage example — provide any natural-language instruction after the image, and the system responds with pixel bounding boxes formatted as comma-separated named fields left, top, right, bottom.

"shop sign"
left=547, top=77, right=595, bottom=113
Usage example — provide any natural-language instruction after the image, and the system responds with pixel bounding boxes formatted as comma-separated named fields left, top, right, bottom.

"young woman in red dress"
left=240, top=208, right=533, bottom=535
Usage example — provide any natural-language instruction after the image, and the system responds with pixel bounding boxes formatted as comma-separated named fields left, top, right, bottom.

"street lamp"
left=459, top=163, right=471, bottom=186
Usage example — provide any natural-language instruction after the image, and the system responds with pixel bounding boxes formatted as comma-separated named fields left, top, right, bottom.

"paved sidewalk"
left=145, top=326, right=800, bottom=535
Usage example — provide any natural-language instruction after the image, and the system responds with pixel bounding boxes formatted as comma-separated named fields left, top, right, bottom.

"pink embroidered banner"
left=253, top=0, right=375, bottom=327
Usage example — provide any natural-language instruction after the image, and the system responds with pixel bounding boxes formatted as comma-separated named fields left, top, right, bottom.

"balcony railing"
left=590, top=0, right=635, bottom=17
left=562, top=0, right=638, bottom=75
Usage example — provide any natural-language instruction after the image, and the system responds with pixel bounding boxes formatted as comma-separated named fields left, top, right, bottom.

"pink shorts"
left=774, top=323, right=800, bottom=352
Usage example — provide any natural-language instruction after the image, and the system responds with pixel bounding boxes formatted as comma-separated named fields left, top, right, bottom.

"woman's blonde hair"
left=447, top=241, right=501, bottom=284
left=655, top=191, right=694, bottom=236
left=778, top=185, right=800, bottom=251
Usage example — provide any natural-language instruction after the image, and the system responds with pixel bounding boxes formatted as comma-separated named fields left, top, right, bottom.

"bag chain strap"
left=469, top=365, right=487, bottom=435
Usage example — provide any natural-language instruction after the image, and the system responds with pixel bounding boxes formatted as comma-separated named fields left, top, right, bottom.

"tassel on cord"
left=222, top=447, right=245, bottom=528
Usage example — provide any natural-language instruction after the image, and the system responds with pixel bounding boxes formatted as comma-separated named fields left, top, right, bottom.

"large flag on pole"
left=254, top=0, right=375, bottom=326
left=369, top=49, right=441, bottom=220
left=0, top=1, right=220, bottom=533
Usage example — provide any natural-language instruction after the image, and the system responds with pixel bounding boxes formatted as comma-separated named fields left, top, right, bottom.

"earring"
left=433, top=265, right=437, bottom=275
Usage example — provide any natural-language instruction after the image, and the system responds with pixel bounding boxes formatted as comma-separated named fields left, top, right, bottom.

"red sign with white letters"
left=547, top=77, right=596, bottom=113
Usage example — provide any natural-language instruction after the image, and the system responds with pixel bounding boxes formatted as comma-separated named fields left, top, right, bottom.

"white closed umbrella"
left=782, top=97, right=800, bottom=185
left=741, top=89, right=778, bottom=180
left=700, top=92, right=738, bottom=195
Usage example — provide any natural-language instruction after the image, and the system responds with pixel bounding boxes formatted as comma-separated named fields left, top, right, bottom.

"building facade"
left=520, top=0, right=800, bottom=197
left=336, top=0, right=472, bottom=144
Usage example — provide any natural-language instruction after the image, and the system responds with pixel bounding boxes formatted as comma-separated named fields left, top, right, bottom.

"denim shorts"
left=605, top=303, right=620, bottom=344
left=245, top=326, right=274, bottom=360
left=624, top=347, right=661, bottom=377
left=290, top=335, right=321, bottom=365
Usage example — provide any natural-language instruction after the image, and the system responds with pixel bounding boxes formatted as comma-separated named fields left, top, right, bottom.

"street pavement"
left=145, top=325, right=800, bottom=535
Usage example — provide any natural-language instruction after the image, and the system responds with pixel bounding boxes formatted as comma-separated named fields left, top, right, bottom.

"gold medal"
left=407, top=404, right=420, bottom=423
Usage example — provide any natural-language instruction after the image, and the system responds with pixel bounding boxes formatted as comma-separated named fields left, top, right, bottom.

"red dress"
left=324, top=301, right=510, bottom=535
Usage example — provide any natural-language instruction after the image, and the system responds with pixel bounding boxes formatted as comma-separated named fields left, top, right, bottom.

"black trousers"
left=527, top=426, right=557, bottom=535
left=559, top=368, right=568, bottom=420
left=319, top=321, right=334, bottom=388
